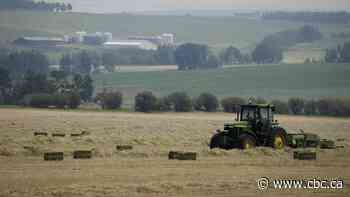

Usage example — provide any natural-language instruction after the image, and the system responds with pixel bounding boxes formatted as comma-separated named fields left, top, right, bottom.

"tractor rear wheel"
left=269, top=129, right=287, bottom=149
left=209, top=133, right=228, bottom=149
left=239, top=134, right=256, bottom=149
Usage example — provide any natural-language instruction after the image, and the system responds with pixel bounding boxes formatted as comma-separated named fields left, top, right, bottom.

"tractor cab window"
left=259, top=108, right=269, bottom=121
left=241, top=108, right=256, bottom=121
left=269, top=108, right=274, bottom=121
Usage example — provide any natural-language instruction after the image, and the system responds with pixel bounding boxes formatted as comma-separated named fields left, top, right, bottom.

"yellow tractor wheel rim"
left=274, top=136, right=284, bottom=149
left=244, top=140, right=253, bottom=149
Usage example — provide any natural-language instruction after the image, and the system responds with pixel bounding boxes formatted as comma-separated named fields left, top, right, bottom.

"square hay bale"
left=70, top=133, right=82, bottom=137
left=23, top=146, right=33, bottom=150
left=44, top=152, right=64, bottom=161
left=178, top=152, right=197, bottom=160
left=34, top=132, right=48, bottom=136
left=73, top=150, right=92, bottom=159
left=320, top=139, right=336, bottom=149
left=168, top=151, right=197, bottom=160
left=293, top=151, right=316, bottom=160
left=116, top=145, right=133, bottom=151
left=52, top=133, right=65, bottom=137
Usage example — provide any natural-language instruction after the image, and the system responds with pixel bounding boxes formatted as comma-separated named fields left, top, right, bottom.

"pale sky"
left=55, top=0, right=350, bottom=13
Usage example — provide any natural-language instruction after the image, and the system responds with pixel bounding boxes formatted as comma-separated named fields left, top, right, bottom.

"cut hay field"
left=283, top=45, right=326, bottom=64
left=93, top=63, right=350, bottom=107
left=0, top=108, right=349, bottom=196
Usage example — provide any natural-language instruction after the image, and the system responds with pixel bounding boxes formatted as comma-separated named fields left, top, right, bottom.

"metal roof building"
left=13, top=37, right=65, bottom=46
left=103, top=40, right=158, bottom=50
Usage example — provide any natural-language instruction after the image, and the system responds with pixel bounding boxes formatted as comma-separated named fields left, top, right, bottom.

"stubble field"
left=0, top=108, right=349, bottom=196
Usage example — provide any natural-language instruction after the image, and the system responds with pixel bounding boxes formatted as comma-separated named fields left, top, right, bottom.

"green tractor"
left=210, top=103, right=288, bottom=149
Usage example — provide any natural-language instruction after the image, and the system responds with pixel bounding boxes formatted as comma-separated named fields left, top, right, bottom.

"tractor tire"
left=269, top=128, right=287, bottom=149
left=209, top=133, right=229, bottom=149
left=239, top=134, right=256, bottom=149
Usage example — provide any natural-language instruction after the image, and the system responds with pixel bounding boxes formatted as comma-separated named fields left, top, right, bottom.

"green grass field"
left=1, top=10, right=350, bottom=51
left=93, top=63, right=350, bottom=106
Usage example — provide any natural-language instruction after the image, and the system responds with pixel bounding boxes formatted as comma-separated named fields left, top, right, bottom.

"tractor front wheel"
left=269, top=129, right=287, bottom=149
left=210, top=133, right=229, bottom=149
left=239, top=134, right=256, bottom=149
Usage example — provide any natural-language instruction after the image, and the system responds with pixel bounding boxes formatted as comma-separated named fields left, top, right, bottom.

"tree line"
left=262, top=11, right=350, bottom=24
left=331, top=32, right=350, bottom=39
left=0, top=50, right=49, bottom=77
left=94, top=90, right=350, bottom=117
left=4, top=45, right=246, bottom=76
left=60, top=47, right=176, bottom=74
left=59, top=44, right=252, bottom=73
left=0, top=0, right=72, bottom=12
left=1, top=25, right=321, bottom=79
left=0, top=64, right=93, bottom=108
left=252, top=25, right=323, bottom=64
left=325, top=42, right=350, bottom=63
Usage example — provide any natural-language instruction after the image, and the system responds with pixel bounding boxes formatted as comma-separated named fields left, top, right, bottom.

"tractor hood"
left=224, top=121, right=250, bottom=129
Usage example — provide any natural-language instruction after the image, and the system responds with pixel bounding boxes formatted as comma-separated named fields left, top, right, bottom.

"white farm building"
left=103, top=40, right=158, bottom=50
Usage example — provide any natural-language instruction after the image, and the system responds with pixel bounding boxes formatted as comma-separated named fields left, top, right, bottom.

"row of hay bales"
left=43, top=148, right=344, bottom=161
left=44, top=146, right=339, bottom=161
left=44, top=150, right=95, bottom=160
left=34, top=131, right=199, bottom=161
left=35, top=131, right=95, bottom=160
left=37, top=132, right=339, bottom=161
left=34, top=131, right=89, bottom=137
left=44, top=145, right=133, bottom=161
left=44, top=146, right=198, bottom=161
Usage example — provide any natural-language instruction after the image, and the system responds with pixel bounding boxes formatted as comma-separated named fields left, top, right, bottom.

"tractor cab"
left=210, top=103, right=287, bottom=150
left=239, top=104, right=277, bottom=134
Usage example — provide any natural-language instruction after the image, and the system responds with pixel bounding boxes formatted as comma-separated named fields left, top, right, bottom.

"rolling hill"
left=1, top=10, right=350, bottom=51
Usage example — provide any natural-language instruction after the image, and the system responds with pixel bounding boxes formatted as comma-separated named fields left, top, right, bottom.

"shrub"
left=288, top=97, right=305, bottom=115
left=156, top=96, right=172, bottom=112
left=29, top=93, right=53, bottom=108
left=304, top=99, right=318, bottom=115
left=168, top=92, right=192, bottom=112
left=194, top=93, right=219, bottom=112
left=52, top=94, right=67, bottom=109
left=337, top=98, right=350, bottom=116
left=135, top=91, right=157, bottom=112
left=25, top=93, right=73, bottom=109
left=0, top=93, right=3, bottom=105
left=97, top=91, right=123, bottom=110
left=271, top=100, right=289, bottom=114
left=316, top=98, right=350, bottom=117
left=316, top=98, right=330, bottom=116
left=220, top=97, right=246, bottom=113
left=66, top=91, right=81, bottom=109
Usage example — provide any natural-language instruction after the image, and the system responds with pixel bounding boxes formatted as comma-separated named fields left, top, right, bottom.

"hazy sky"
left=58, top=0, right=350, bottom=13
